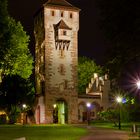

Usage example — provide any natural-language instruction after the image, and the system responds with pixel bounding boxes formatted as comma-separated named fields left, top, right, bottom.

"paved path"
left=80, top=126, right=129, bottom=140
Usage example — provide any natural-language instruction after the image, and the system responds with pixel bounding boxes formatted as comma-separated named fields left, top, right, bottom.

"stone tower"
left=34, top=0, right=80, bottom=124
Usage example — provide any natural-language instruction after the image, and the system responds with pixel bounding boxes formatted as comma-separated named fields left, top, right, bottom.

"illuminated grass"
left=0, top=125, right=87, bottom=140
left=91, top=121, right=140, bottom=131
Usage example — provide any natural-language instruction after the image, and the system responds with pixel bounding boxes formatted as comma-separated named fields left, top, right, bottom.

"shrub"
left=0, top=114, right=7, bottom=124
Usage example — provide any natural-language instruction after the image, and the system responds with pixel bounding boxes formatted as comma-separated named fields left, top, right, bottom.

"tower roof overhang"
left=54, top=19, right=72, bottom=30
left=44, top=0, right=80, bottom=11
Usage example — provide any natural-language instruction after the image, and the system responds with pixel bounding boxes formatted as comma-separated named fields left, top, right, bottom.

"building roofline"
left=43, top=0, right=80, bottom=11
left=33, top=0, right=80, bottom=19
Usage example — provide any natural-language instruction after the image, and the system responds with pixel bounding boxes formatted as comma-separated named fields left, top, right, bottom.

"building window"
left=58, top=64, right=65, bottom=75
left=51, top=11, right=55, bottom=16
left=60, top=11, right=64, bottom=17
left=63, top=30, right=67, bottom=36
left=70, top=13, right=73, bottom=18
left=59, top=49, right=65, bottom=58
left=60, top=65, right=64, bottom=75
left=64, top=80, right=68, bottom=89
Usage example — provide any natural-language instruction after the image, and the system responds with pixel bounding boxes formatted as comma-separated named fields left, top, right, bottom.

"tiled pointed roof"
left=54, top=19, right=71, bottom=30
left=44, top=0, right=80, bottom=11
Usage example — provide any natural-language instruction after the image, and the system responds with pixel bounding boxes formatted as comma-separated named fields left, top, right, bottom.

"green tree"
left=98, top=99, right=130, bottom=125
left=98, top=109, right=118, bottom=126
left=100, top=88, right=139, bottom=124
left=0, top=0, right=9, bottom=66
left=78, top=56, right=102, bottom=94
left=0, top=0, right=33, bottom=82
left=0, top=75, right=35, bottom=124
left=96, top=0, right=140, bottom=80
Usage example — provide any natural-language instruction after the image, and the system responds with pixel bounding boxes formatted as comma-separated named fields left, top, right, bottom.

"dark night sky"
left=8, top=0, right=110, bottom=65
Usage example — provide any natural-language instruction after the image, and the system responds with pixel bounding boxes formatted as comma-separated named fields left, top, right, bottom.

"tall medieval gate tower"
left=34, top=0, right=80, bottom=124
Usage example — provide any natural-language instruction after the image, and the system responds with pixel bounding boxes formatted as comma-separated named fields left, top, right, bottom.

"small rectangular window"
left=63, top=30, right=67, bottom=36
left=60, top=49, right=65, bottom=58
left=70, top=13, right=73, bottom=18
left=61, top=11, right=64, bottom=17
left=64, top=80, right=68, bottom=89
left=59, top=64, right=65, bottom=75
left=51, top=11, right=55, bottom=16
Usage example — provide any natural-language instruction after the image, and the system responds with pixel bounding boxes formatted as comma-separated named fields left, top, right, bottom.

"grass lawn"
left=0, top=125, right=87, bottom=140
left=90, top=120, right=140, bottom=131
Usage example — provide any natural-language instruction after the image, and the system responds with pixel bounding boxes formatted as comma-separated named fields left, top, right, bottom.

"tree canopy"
left=0, top=0, right=34, bottom=123
left=0, top=0, right=33, bottom=82
left=0, top=75, right=35, bottom=108
left=96, top=0, right=140, bottom=80
left=0, top=75, right=35, bottom=123
left=78, top=56, right=102, bottom=94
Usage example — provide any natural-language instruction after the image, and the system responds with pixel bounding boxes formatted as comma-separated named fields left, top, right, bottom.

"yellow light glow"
left=116, top=97, right=122, bottom=103
left=94, top=73, right=98, bottom=79
left=0, top=111, right=6, bottom=115
left=23, top=104, right=27, bottom=108
left=53, top=104, right=56, bottom=108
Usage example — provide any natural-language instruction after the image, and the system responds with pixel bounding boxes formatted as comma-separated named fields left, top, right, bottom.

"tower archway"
left=78, top=101, right=101, bottom=122
left=90, top=102, right=101, bottom=120
left=53, top=99, right=68, bottom=124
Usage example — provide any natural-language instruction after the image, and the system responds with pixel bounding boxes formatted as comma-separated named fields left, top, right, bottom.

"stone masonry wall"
left=43, top=6, right=79, bottom=123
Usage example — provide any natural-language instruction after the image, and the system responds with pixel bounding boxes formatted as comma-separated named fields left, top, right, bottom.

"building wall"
left=78, top=75, right=110, bottom=122
left=101, top=79, right=110, bottom=110
left=34, top=2, right=110, bottom=124
left=44, top=7, right=79, bottom=89
left=34, top=4, right=80, bottom=124
left=34, top=9, right=45, bottom=95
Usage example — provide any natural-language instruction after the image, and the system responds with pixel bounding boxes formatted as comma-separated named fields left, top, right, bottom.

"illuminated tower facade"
left=34, top=0, right=80, bottom=124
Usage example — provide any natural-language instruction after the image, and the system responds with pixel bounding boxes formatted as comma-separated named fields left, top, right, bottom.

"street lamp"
left=22, top=104, right=27, bottom=124
left=23, top=104, right=27, bottom=109
left=136, top=81, right=140, bottom=89
left=116, top=96, right=122, bottom=130
left=86, top=102, right=91, bottom=125
left=53, top=104, right=56, bottom=108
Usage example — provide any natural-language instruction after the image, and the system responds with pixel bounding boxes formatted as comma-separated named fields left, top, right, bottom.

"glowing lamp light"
left=53, top=104, right=56, bottom=108
left=86, top=103, right=91, bottom=108
left=116, top=97, right=122, bottom=103
left=136, top=81, right=140, bottom=89
left=23, top=104, right=27, bottom=109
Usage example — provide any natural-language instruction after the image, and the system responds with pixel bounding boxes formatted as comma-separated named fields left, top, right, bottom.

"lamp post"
left=53, top=104, right=57, bottom=123
left=116, top=97, right=122, bottom=130
left=86, top=102, right=91, bottom=125
left=22, top=104, right=27, bottom=124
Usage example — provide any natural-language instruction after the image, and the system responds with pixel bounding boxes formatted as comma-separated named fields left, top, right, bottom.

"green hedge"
left=0, top=114, right=7, bottom=124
